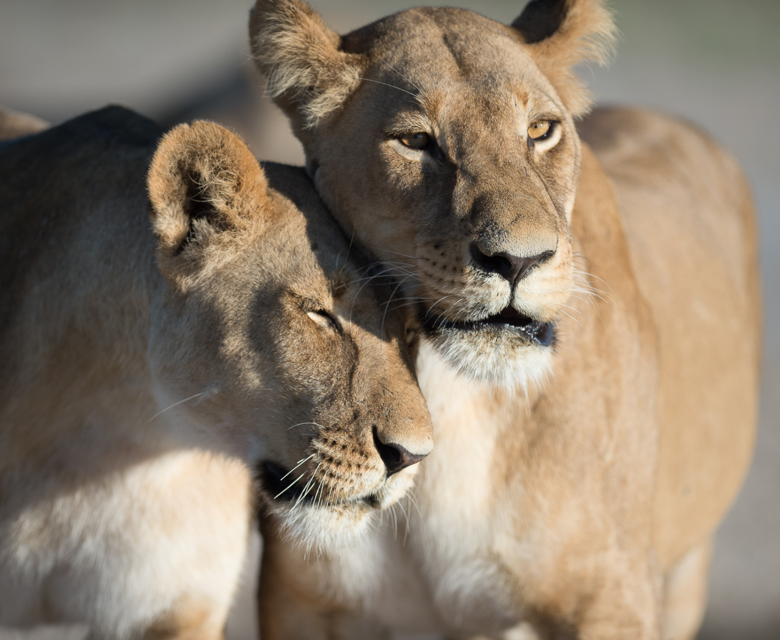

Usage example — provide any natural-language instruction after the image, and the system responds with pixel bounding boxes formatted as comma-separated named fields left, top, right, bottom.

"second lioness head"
left=250, top=0, right=615, bottom=386
left=147, top=121, right=431, bottom=545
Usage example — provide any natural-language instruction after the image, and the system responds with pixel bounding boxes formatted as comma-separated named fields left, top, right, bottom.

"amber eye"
left=528, top=120, right=553, bottom=141
left=398, top=132, right=431, bottom=150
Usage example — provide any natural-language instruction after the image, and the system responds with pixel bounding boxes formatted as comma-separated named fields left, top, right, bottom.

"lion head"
left=0, top=109, right=433, bottom=632
left=250, top=0, right=616, bottom=387
left=146, top=120, right=433, bottom=544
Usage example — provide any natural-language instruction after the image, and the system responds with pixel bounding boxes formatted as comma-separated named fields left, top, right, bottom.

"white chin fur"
left=269, top=501, right=377, bottom=554
left=265, top=469, right=417, bottom=554
left=428, top=329, right=554, bottom=391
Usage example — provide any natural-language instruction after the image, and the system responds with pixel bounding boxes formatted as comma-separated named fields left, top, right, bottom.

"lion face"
left=251, top=0, right=615, bottom=387
left=313, top=12, right=580, bottom=386
left=146, top=122, right=432, bottom=544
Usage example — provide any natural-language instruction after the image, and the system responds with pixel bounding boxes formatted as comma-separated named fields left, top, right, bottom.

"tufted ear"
left=147, top=120, right=269, bottom=279
left=512, top=0, right=617, bottom=117
left=249, top=0, right=365, bottom=130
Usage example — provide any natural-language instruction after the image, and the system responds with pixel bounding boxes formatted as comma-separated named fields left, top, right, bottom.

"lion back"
left=0, top=107, right=162, bottom=404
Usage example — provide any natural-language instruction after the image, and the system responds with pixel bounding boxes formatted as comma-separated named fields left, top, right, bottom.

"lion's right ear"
left=147, top=121, right=269, bottom=280
left=249, top=0, right=364, bottom=129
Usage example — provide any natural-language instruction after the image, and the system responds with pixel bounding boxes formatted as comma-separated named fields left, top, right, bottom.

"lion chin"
left=259, top=465, right=418, bottom=553
left=435, top=332, right=555, bottom=390
left=423, top=308, right=557, bottom=390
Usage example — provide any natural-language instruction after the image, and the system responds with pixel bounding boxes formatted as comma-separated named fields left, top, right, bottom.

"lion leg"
left=449, top=628, right=539, bottom=640
left=260, top=582, right=390, bottom=640
left=84, top=599, right=228, bottom=640
left=259, top=551, right=390, bottom=640
left=258, top=587, right=328, bottom=640
left=140, top=600, right=228, bottom=640
left=86, top=601, right=228, bottom=640
left=448, top=622, right=542, bottom=640
left=661, top=540, right=712, bottom=640
left=138, top=598, right=229, bottom=640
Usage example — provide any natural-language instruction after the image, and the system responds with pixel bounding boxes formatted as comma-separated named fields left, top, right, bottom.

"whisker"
left=384, top=296, right=424, bottom=307
left=385, top=299, right=426, bottom=314
left=425, top=294, right=454, bottom=317
left=559, top=303, right=582, bottom=316
left=359, top=77, right=416, bottom=97
left=313, top=472, right=327, bottom=509
left=572, top=265, right=613, bottom=295
left=371, top=260, right=422, bottom=267
left=349, top=269, right=388, bottom=325
left=376, top=55, right=422, bottom=94
left=274, top=469, right=308, bottom=501
left=276, top=454, right=316, bottom=484
left=380, top=275, right=413, bottom=340
left=287, top=421, right=325, bottom=432
left=406, top=491, right=423, bottom=522
left=390, top=503, right=399, bottom=541
left=382, top=249, right=425, bottom=261
left=293, top=463, right=322, bottom=510
left=396, top=497, right=411, bottom=546
left=149, top=392, right=204, bottom=422
left=443, top=296, right=466, bottom=317
left=558, top=309, right=582, bottom=327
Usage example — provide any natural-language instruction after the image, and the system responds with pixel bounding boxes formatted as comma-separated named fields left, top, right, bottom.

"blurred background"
left=0, top=0, right=777, bottom=638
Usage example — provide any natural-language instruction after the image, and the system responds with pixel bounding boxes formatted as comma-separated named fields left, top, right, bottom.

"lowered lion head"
left=147, top=120, right=432, bottom=544
left=250, top=0, right=616, bottom=387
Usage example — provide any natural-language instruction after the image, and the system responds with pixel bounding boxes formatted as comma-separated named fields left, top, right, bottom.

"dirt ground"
left=1, top=1, right=778, bottom=638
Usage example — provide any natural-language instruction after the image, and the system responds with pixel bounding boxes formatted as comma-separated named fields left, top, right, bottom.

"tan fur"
left=0, top=107, right=431, bottom=638
left=249, top=0, right=365, bottom=128
left=143, top=597, right=225, bottom=640
left=250, top=1, right=760, bottom=639
left=0, top=105, right=48, bottom=141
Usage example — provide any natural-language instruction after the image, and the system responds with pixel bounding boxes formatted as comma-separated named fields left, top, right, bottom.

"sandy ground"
left=1, top=1, right=778, bottom=638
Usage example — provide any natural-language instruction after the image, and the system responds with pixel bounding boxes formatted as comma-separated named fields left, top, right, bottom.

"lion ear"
left=249, top=0, right=364, bottom=130
left=512, top=0, right=617, bottom=117
left=147, top=120, right=269, bottom=277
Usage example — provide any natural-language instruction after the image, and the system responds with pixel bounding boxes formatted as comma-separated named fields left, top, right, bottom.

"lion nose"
left=470, top=243, right=553, bottom=288
left=372, top=426, right=429, bottom=477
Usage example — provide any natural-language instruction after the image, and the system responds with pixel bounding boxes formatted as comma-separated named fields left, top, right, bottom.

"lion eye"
left=528, top=120, right=553, bottom=141
left=307, top=310, right=341, bottom=332
left=398, top=132, right=431, bottom=150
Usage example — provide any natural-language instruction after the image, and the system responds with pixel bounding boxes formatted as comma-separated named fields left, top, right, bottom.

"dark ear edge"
left=513, top=0, right=570, bottom=44
left=147, top=121, right=269, bottom=274
left=249, top=0, right=365, bottom=129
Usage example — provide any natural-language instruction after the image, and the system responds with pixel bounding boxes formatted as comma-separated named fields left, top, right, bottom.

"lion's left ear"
left=512, top=0, right=616, bottom=117
left=147, top=120, right=269, bottom=279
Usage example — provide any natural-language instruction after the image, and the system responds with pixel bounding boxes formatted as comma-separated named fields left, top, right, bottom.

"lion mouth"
left=257, top=461, right=379, bottom=508
left=423, top=306, right=555, bottom=347
left=258, top=461, right=312, bottom=504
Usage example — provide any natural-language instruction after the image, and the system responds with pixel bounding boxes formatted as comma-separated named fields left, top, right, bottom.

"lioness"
left=250, top=1, right=761, bottom=638
left=0, top=107, right=432, bottom=639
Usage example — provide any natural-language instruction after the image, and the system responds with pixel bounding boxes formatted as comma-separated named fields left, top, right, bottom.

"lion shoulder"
left=0, top=108, right=162, bottom=367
